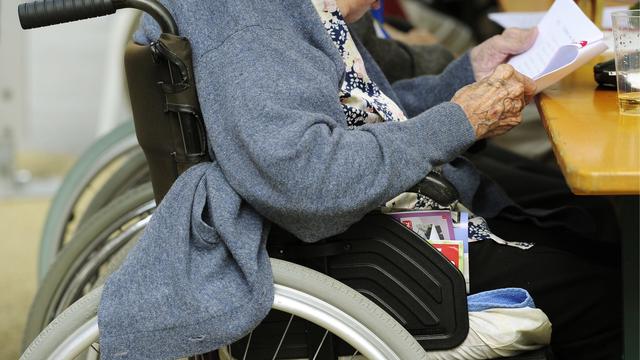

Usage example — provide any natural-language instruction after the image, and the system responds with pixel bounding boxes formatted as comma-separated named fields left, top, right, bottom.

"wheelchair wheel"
left=21, top=259, right=426, bottom=360
left=38, top=121, right=139, bottom=282
left=77, top=149, right=148, bottom=225
left=23, top=183, right=155, bottom=348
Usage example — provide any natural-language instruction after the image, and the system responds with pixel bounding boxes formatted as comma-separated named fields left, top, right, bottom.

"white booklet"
left=488, top=11, right=545, bottom=29
left=507, top=0, right=608, bottom=92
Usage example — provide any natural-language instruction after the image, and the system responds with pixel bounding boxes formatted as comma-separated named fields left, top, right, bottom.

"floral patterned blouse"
left=311, top=0, right=407, bottom=127
left=310, top=0, right=530, bottom=250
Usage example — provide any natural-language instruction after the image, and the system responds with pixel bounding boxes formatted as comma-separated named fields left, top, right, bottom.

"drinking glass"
left=612, top=10, right=640, bottom=116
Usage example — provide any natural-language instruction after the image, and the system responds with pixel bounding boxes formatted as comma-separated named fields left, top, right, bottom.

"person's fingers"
left=511, top=69, right=537, bottom=96
left=522, top=74, right=537, bottom=98
left=492, top=64, right=515, bottom=80
left=485, top=127, right=509, bottom=138
left=484, top=115, right=521, bottom=138
left=494, top=27, right=538, bottom=55
left=510, top=70, right=537, bottom=103
left=512, top=27, right=538, bottom=50
left=489, top=66, right=536, bottom=107
left=490, top=66, right=528, bottom=110
left=502, top=96, right=525, bottom=115
left=503, top=76, right=525, bottom=95
left=500, top=114, right=522, bottom=127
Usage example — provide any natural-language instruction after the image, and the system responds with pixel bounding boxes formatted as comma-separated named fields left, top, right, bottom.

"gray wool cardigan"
left=98, top=1, right=514, bottom=358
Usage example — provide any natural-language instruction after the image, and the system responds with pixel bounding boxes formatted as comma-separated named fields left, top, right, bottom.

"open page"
left=488, top=11, right=545, bottom=29
left=508, top=0, right=607, bottom=91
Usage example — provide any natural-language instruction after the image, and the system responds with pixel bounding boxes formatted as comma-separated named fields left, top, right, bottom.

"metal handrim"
left=43, top=200, right=155, bottom=327
left=39, top=284, right=403, bottom=360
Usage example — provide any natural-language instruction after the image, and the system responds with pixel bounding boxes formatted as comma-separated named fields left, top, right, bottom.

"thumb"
left=496, top=27, right=538, bottom=55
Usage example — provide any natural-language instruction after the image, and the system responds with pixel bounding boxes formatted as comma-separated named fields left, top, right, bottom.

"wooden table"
left=536, top=57, right=640, bottom=195
left=498, top=0, right=553, bottom=12
left=498, top=0, right=637, bottom=13
left=495, top=3, right=639, bottom=357
left=536, top=58, right=640, bottom=360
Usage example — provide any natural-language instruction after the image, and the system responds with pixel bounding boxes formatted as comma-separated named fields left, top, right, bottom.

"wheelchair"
left=34, top=9, right=146, bottom=282
left=19, top=0, right=551, bottom=359
left=35, top=122, right=147, bottom=283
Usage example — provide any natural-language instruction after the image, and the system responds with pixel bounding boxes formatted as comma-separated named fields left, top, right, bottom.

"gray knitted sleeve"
left=392, top=53, right=476, bottom=117
left=195, top=26, right=475, bottom=241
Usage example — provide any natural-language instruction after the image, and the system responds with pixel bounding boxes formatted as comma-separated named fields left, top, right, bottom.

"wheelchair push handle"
left=19, top=0, right=118, bottom=29
left=18, top=0, right=178, bottom=35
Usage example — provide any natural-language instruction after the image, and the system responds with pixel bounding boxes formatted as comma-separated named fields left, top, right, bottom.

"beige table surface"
left=536, top=56, right=640, bottom=195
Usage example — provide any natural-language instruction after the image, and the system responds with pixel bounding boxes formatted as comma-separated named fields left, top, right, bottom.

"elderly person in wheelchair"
left=19, top=0, right=621, bottom=359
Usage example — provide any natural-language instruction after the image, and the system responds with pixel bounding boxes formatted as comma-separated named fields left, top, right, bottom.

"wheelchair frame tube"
left=18, top=0, right=178, bottom=35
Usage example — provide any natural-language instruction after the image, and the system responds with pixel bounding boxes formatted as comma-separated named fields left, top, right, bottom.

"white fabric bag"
left=427, top=306, right=552, bottom=359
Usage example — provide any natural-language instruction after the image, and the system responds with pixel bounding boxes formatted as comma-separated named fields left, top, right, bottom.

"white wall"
left=24, top=15, right=115, bottom=155
left=0, top=0, right=26, bottom=150
left=0, top=4, right=136, bottom=157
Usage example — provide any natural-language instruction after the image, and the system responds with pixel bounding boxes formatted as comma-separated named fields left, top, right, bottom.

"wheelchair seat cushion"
left=428, top=289, right=551, bottom=359
left=427, top=306, right=552, bottom=359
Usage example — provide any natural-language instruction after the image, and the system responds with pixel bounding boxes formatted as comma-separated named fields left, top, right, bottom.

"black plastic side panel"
left=125, top=42, right=178, bottom=203
left=125, top=37, right=210, bottom=204
left=269, top=213, right=469, bottom=351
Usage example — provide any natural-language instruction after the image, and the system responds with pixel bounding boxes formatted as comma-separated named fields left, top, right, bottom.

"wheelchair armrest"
left=409, top=171, right=459, bottom=207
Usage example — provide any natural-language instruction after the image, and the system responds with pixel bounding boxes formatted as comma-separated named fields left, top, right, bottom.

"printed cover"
left=390, top=210, right=470, bottom=292
left=388, top=210, right=455, bottom=240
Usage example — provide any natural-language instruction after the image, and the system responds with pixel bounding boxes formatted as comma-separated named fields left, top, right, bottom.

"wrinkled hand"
left=470, top=28, right=537, bottom=80
left=452, top=64, right=536, bottom=140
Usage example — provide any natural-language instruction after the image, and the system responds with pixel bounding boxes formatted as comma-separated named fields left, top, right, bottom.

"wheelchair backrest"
left=19, top=0, right=211, bottom=204
left=125, top=34, right=211, bottom=203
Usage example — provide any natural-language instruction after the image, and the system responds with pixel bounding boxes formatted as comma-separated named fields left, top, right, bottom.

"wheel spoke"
left=311, top=330, right=329, bottom=360
left=272, top=314, right=294, bottom=360
left=242, top=331, right=253, bottom=360
left=350, top=349, right=360, bottom=360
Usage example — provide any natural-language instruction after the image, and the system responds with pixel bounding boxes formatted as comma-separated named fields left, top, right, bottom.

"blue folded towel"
left=467, top=288, right=536, bottom=312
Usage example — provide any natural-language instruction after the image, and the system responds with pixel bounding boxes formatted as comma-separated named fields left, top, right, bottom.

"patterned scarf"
left=312, top=0, right=406, bottom=127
